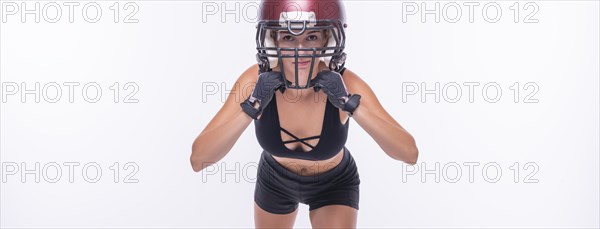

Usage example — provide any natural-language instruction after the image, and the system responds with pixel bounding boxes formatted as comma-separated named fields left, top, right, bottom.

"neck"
left=282, top=87, right=317, bottom=102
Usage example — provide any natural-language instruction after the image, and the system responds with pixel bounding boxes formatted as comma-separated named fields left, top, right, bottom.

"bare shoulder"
left=199, top=63, right=259, bottom=135
left=340, top=68, right=403, bottom=128
left=340, top=68, right=375, bottom=99
left=241, top=63, right=260, bottom=81
left=239, top=63, right=260, bottom=86
left=234, top=63, right=260, bottom=99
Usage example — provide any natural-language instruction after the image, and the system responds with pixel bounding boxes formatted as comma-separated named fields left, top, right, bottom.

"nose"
left=290, top=47, right=307, bottom=62
left=297, top=46, right=309, bottom=55
left=296, top=43, right=315, bottom=56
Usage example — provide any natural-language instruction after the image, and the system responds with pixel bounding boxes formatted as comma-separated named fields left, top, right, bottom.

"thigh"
left=254, top=202, right=299, bottom=229
left=254, top=152, right=301, bottom=214
left=254, top=151, right=302, bottom=227
left=303, top=149, right=361, bottom=212
left=309, top=204, right=358, bottom=228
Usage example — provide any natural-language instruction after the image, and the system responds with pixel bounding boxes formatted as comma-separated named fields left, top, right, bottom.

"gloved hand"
left=240, top=71, right=286, bottom=119
left=311, top=70, right=362, bottom=116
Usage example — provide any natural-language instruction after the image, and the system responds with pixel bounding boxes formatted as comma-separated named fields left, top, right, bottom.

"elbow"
left=190, top=145, right=209, bottom=173
left=191, top=138, right=207, bottom=172
left=190, top=138, right=220, bottom=173
left=191, top=147, right=218, bottom=173
left=405, top=136, right=419, bottom=165
left=394, top=141, right=418, bottom=165
left=190, top=154, right=202, bottom=173
left=191, top=142, right=201, bottom=172
left=191, top=154, right=213, bottom=173
left=405, top=146, right=419, bottom=165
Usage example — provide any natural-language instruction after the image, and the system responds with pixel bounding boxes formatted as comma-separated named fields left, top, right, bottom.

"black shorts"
left=254, top=146, right=360, bottom=214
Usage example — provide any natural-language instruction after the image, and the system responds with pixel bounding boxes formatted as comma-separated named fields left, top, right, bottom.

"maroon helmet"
left=256, top=0, right=347, bottom=89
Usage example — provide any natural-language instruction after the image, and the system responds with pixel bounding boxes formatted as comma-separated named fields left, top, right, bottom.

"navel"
left=300, top=167, right=308, bottom=174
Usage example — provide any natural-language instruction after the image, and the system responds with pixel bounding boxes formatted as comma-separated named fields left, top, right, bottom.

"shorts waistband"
left=261, top=146, right=352, bottom=183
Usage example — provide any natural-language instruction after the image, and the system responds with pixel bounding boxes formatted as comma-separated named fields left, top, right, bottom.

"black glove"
left=311, top=70, right=361, bottom=116
left=240, top=71, right=286, bottom=119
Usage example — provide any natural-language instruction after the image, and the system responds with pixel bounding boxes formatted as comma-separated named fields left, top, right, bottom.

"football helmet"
left=255, top=0, right=347, bottom=89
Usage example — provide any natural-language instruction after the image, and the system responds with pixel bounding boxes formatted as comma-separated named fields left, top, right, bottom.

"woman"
left=190, top=0, right=418, bottom=228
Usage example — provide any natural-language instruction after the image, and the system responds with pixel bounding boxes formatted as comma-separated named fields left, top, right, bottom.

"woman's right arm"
left=190, top=64, right=259, bottom=172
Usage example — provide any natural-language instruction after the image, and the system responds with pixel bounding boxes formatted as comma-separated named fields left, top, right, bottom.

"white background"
left=1, top=0, right=599, bottom=228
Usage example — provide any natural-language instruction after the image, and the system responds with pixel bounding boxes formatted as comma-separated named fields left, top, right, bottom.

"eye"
left=282, top=35, right=294, bottom=41
left=307, top=35, right=319, bottom=41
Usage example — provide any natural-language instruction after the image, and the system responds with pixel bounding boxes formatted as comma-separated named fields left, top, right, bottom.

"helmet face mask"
left=255, top=0, right=347, bottom=90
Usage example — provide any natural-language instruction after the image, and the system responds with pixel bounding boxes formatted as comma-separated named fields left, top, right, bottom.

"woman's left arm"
left=343, top=69, right=419, bottom=165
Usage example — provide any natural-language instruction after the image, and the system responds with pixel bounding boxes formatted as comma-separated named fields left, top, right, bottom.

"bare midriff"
left=271, top=147, right=345, bottom=176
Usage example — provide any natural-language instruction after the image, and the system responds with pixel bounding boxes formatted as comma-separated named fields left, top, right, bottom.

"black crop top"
left=254, top=90, right=350, bottom=161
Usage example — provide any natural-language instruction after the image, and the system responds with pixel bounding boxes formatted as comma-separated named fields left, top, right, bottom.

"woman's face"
left=275, top=30, right=328, bottom=88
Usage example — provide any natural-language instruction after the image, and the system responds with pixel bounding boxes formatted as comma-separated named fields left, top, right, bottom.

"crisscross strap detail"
left=280, top=127, right=321, bottom=149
